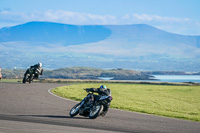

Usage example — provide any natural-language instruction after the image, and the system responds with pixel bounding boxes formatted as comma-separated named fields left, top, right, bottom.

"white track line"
left=48, top=88, right=79, bottom=103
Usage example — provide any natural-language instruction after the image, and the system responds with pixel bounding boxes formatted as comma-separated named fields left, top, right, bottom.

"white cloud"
left=0, top=10, right=117, bottom=26
left=0, top=10, right=199, bottom=35
left=129, top=13, right=190, bottom=22
left=120, top=14, right=199, bottom=35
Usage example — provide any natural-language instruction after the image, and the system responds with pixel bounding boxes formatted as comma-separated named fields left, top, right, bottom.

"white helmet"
left=38, top=62, right=42, bottom=67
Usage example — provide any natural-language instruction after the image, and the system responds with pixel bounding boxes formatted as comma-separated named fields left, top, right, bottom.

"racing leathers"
left=86, top=87, right=111, bottom=116
left=25, top=64, right=43, bottom=79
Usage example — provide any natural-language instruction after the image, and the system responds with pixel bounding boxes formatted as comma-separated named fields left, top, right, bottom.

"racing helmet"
left=100, top=85, right=107, bottom=90
left=38, top=62, right=42, bottom=67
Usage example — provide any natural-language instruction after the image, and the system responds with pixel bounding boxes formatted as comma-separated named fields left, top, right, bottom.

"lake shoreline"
left=99, top=75, right=200, bottom=84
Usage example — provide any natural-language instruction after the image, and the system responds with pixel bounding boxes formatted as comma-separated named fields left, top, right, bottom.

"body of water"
left=99, top=75, right=200, bottom=83
left=152, top=75, right=200, bottom=83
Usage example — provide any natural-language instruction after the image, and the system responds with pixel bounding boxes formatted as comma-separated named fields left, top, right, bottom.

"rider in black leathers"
left=85, top=85, right=111, bottom=116
left=25, top=62, right=43, bottom=79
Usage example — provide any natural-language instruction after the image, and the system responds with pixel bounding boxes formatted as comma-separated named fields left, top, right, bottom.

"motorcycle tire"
left=89, top=104, right=103, bottom=119
left=22, top=77, right=26, bottom=83
left=22, top=74, right=28, bottom=84
left=29, top=75, right=33, bottom=84
left=69, top=102, right=81, bottom=117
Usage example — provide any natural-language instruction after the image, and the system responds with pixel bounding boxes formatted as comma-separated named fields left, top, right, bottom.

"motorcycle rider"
left=85, top=85, right=111, bottom=116
left=25, top=62, right=43, bottom=79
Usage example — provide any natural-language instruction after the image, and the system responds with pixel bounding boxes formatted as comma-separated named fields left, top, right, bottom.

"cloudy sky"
left=1, top=0, right=200, bottom=35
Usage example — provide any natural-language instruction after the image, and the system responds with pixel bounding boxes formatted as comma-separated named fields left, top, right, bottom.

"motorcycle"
left=22, top=68, right=40, bottom=83
left=69, top=89, right=112, bottom=119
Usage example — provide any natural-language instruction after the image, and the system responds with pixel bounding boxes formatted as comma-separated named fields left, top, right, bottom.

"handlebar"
left=83, top=88, right=93, bottom=93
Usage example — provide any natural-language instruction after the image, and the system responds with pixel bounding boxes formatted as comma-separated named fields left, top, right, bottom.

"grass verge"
left=0, top=79, right=21, bottom=82
left=52, top=83, right=200, bottom=122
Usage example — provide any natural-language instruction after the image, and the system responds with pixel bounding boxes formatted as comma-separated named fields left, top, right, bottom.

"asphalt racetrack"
left=0, top=82, right=199, bottom=133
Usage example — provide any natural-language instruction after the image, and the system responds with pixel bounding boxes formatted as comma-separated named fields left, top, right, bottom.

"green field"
left=0, top=79, right=21, bottom=82
left=52, top=83, right=200, bottom=122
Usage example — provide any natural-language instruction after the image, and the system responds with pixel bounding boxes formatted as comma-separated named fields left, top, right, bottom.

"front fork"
left=80, top=96, right=94, bottom=109
left=80, top=97, right=87, bottom=108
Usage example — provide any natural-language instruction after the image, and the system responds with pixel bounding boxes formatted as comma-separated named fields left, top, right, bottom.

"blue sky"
left=1, top=0, right=200, bottom=35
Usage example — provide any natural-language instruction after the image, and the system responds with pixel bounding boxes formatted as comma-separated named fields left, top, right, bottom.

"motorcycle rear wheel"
left=69, top=103, right=81, bottom=117
left=89, top=104, right=103, bottom=119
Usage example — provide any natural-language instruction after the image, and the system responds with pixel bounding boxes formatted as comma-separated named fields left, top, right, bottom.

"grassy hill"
left=1, top=69, right=25, bottom=79
left=42, top=67, right=152, bottom=80
left=1, top=67, right=152, bottom=80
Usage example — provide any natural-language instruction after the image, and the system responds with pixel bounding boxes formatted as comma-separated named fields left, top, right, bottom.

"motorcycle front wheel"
left=69, top=102, right=81, bottom=117
left=22, top=77, right=26, bottom=83
left=22, top=74, right=28, bottom=84
left=29, top=75, right=34, bottom=83
left=89, top=104, right=103, bottom=119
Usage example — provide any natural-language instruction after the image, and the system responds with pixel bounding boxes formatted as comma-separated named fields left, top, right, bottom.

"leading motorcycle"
left=22, top=68, right=40, bottom=83
left=69, top=89, right=112, bottom=119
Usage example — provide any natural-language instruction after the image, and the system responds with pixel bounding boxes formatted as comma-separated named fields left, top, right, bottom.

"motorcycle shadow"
left=19, top=115, right=89, bottom=119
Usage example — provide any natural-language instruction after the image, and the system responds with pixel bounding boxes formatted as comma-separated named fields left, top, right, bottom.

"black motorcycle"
left=69, top=89, right=112, bottom=119
left=22, top=68, right=40, bottom=83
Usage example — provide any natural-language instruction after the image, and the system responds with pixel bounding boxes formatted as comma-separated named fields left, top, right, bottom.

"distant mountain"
left=0, top=21, right=111, bottom=46
left=68, top=24, right=200, bottom=57
left=0, top=21, right=200, bottom=71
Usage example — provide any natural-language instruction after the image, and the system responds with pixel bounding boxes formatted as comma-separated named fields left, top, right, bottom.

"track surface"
left=0, top=82, right=199, bottom=133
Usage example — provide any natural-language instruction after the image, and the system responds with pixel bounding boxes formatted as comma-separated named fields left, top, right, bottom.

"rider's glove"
left=86, top=89, right=90, bottom=92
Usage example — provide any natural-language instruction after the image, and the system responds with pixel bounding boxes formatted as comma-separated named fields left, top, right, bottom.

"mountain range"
left=0, top=21, right=200, bottom=71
